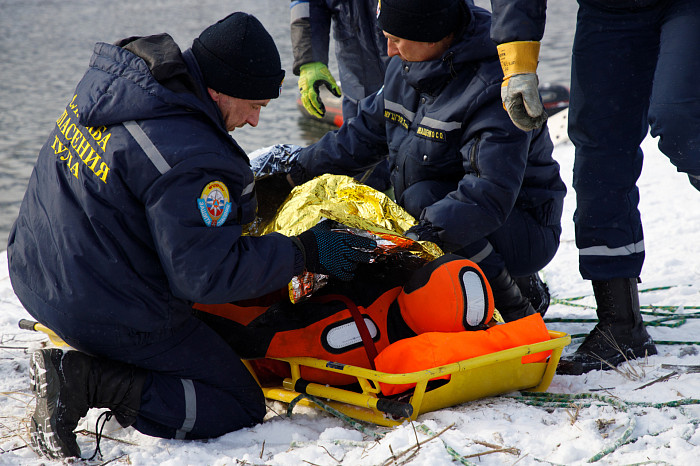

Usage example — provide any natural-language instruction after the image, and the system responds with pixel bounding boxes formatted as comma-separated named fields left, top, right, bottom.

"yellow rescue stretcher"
left=21, top=319, right=569, bottom=427
left=245, top=331, right=570, bottom=427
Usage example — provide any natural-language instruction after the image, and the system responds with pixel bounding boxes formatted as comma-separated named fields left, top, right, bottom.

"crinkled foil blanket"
left=244, top=173, right=443, bottom=302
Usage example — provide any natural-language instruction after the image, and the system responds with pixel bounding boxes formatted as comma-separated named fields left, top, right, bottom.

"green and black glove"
left=298, top=62, right=342, bottom=119
left=293, top=220, right=376, bottom=281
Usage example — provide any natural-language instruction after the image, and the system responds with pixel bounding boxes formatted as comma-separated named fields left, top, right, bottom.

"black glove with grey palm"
left=404, top=221, right=444, bottom=249
left=294, top=220, right=377, bottom=281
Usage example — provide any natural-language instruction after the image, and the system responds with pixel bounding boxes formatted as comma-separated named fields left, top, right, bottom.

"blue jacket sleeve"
left=296, top=88, right=390, bottom=179
left=143, top=154, right=298, bottom=304
left=291, top=0, right=333, bottom=74
left=420, top=85, right=532, bottom=250
left=489, top=0, right=547, bottom=44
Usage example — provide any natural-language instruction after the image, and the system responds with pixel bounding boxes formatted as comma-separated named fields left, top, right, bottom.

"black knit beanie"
left=377, top=0, right=468, bottom=42
left=192, top=12, right=285, bottom=100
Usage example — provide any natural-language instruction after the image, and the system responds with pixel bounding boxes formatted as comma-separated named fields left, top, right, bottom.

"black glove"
left=250, top=144, right=302, bottom=179
left=293, top=220, right=377, bottom=281
left=404, top=221, right=444, bottom=249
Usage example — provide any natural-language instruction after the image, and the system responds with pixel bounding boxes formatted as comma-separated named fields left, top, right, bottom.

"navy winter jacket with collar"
left=7, top=34, right=296, bottom=340
left=488, top=0, right=663, bottom=45
left=295, top=6, right=566, bottom=251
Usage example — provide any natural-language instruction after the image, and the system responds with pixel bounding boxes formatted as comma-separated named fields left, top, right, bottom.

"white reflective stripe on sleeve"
left=579, top=240, right=645, bottom=257
left=384, top=99, right=416, bottom=122
left=175, top=379, right=197, bottom=439
left=465, top=242, right=494, bottom=264
left=123, top=120, right=171, bottom=175
left=462, top=270, right=486, bottom=327
left=418, top=115, right=462, bottom=131
left=242, top=180, right=255, bottom=196
left=290, top=1, right=310, bottom=21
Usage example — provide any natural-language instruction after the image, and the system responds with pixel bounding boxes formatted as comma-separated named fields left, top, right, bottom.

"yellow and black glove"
left=497, top=41, right=547, bottom=132
left=298, top=62, right=342, bottom=119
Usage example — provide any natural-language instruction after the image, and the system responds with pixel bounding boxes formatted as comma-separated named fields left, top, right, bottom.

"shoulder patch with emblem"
left=197, top=181, right=231, bottom=227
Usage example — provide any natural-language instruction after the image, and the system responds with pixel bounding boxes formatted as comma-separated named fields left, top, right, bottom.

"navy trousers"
left=569, top=0, right=700, bottom=280
left=60, top=315, right=265, bottom=440
left=454, top=206, right=562, bottom=280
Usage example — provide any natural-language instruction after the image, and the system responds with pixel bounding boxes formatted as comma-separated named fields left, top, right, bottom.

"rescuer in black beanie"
left=192, top=12, right=285, bottom=100
left=377, top=0, right=469, bottom=43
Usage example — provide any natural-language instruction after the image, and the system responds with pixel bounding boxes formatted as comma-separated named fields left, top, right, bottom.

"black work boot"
left=490, top=268, right=537, bottom=323
left=29, top=349, right=147, bottom=459
left=514, top=273, right=551, bottom=317
left=557, top=278, right=657, bottom=375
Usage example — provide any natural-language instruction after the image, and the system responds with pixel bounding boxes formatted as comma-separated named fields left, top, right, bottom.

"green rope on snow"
left=513, top=392, right=700, bottom=411
left=416, top=424, right=479, bottom=466
left=287, top=393, right=305, bottom=417
left=510, top=393, right=700, bottom=463
left=297, top=393, right=384, bottom=440
left=587, top=416, right=636, bottom=463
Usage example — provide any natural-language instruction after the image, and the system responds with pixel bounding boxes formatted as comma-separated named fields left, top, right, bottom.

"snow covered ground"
left=1, top=117, right=699, bottom=465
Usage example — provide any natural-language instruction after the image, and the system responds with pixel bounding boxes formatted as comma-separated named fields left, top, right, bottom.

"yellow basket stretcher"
left=245, top=330, right=570, bottom=427
left=20, top=319, right=569, bottom=427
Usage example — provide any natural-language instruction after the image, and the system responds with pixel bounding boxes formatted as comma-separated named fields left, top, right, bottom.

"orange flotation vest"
left=193, top=255, right=550, bottom=392
left=374, top=313, right=553, bottom=395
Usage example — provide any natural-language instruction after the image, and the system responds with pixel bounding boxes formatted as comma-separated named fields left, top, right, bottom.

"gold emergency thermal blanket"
left=246, top=174, right=443, bottom=301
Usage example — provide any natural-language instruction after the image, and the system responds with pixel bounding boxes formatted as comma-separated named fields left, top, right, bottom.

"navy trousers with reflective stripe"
left=454, top=206, right=561, bottom=280
left=569, top=0, right=700, bottom=280
left=69, top=316, right=265, bottom=439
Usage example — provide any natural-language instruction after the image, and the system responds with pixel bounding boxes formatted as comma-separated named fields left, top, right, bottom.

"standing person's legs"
left=648, top=0, right=700, bottom=190
left=560, top=2, right=659, bottom=374
left=569, top=2, right=658, bottom=281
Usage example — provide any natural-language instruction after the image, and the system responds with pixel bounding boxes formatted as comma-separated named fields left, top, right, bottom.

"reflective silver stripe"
left=384, top=99, right=416, bottom=121
left=418, top=116, right=462, bottom=131
left=325, top=318, right=378, bottom=350
left=462, top=270, right=486, bottom=327
left=175, top=379, right=197, bottom=439
left=690, top=174, right=700, bottom=180
left=123, top=120, right=171, bottom=175
left=290, top=1, right=309, bottom=21
left=242, top=180, right=255, bottom=196
left=579, top=240, right=645, bottom=257
left=466, top=242, right=494, bottom=264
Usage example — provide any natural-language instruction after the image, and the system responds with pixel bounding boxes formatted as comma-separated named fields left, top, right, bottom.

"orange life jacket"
left=374, top=313, right=553, bottom=395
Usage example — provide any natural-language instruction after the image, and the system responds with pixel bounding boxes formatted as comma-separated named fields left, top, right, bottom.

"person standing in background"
left=289, top=0, right=391, bottom=190
left=492, top=0, right=700, bottom=375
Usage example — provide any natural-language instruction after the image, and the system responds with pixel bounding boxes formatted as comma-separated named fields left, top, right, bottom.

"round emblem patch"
left=197, top=181, right=232, bottom=227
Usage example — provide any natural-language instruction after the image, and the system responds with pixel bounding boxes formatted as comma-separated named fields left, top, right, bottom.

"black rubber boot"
left=490, top=268, right=537, bottom=323
left=29, top=349, right=147, bottom=459
left=514, top=273, right=551, bottom=317
left=557, top=278, right=657, bottom=375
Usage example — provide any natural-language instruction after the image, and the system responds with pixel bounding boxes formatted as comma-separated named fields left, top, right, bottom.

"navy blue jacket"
left=290, top=0, right=389, bottom=106
left=7, top=34, right=297, bottom=339
left=295, top=6, right=566, bottom=251
left=489, top=0, right=663, bottom=45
